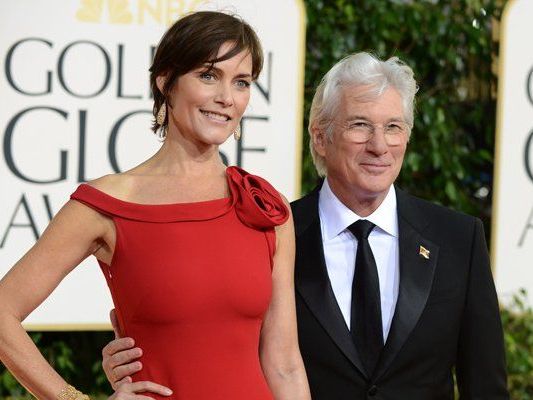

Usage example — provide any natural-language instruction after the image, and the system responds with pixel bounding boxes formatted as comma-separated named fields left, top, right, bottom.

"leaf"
left=445, top=180, right=458, bottom=202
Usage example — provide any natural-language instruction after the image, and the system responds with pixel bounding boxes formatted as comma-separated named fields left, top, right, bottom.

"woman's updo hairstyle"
left=149, top=11, right=263, bottom=134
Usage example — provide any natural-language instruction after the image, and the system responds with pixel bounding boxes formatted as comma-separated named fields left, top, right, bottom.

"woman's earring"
left=156, top=101, right=166, bottom=125
left=233, top=123, right=241, bottom=140
left=158, top=125, right=167, bottom=141
left=156, top=101, right=167, bottom=140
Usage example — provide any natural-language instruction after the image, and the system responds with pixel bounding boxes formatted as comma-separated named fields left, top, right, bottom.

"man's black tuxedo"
left=291, top=185, right=508, bottom=400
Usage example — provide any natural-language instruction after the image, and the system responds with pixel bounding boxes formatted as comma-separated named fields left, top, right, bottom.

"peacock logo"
left=75, top=0, right=210, bottom=25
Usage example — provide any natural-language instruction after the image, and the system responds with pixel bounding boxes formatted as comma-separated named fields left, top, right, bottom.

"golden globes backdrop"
left=493, top=0, right=533, bottom=305
left=0, top=0, right=306, bottom=329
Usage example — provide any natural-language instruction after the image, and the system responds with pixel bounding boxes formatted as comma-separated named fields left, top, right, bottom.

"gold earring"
left=156, top=101, right=167, bottom=141
left=156, top=101, right=166, bottom=125
left=233, top=124, right=241, bottom=140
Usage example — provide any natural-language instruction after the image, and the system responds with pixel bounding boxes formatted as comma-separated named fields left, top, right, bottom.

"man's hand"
left=102, top=309, right=172, bottom=396
left=102, top=336, right=143, bottom=389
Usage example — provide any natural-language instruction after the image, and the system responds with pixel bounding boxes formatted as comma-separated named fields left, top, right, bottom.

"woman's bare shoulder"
left=85, top=173, right=137, bottom=200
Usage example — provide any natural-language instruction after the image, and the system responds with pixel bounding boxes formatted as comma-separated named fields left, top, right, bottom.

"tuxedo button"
left=368, top=385, right=378, bottom=396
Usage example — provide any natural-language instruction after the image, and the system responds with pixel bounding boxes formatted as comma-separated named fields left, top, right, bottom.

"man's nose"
left=366, top=129, right=389, bottom=155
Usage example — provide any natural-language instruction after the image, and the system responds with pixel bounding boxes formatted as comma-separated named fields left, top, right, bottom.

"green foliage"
left=501, top=290, right=533, bottom=398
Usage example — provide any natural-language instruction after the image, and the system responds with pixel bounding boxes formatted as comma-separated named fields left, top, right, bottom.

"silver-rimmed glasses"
left=341, top=120, right=410, bottom=146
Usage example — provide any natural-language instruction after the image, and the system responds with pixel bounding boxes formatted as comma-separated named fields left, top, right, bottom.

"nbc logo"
left=76, top=0, right=209, bottom=25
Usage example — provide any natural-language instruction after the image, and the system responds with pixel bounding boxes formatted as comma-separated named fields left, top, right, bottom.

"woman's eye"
left=236, top=80, right=251, bottom=88
left=199, top=72, right=215, bottom=81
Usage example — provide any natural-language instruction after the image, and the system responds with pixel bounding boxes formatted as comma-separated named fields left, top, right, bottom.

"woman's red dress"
left=70, top=167, right=289, bottom=399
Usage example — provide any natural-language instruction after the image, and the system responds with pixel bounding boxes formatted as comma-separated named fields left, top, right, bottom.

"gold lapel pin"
left=419, top=246, right=430, bottom=259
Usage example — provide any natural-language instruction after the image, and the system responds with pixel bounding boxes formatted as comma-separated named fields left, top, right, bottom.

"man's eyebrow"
left=386, top=117, right=406, bottom=122
left=345, top=115, right=405, bottom=122
left=345, top=115, right=371, bottom=121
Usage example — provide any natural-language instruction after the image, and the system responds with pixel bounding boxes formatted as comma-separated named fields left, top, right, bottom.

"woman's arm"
left=0, top=200, right=113, bottom=399
left=0, top=195, right=173, bottom=400
left=259, top=197, right=311, bottom=400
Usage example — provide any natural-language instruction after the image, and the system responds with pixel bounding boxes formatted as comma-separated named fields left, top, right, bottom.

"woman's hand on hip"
left=108, top=381, right=173, bottom=399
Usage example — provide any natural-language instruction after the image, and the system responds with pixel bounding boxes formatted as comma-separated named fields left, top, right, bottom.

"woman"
left=0, top=11, right=311, bottom=400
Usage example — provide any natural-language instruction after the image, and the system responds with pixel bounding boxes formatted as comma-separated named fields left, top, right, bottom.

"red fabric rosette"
left=227, top=166, right=289, bottom=230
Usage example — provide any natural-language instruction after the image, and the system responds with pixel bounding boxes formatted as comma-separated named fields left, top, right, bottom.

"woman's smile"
left=200, top=109, right=231, bottom=123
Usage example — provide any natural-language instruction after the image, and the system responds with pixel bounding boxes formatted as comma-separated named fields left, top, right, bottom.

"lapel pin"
left=419, top=245, right=430, bottom=259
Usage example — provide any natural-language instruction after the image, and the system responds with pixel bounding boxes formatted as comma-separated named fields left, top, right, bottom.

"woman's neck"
left=142, top=129, right=226, bottom=176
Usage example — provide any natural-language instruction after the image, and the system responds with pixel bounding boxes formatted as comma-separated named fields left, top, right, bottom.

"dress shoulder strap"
left=70, top=184, right=123, bottom=219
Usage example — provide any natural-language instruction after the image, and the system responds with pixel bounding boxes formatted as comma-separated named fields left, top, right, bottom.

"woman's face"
left=165, top=42, right=253, bottom=146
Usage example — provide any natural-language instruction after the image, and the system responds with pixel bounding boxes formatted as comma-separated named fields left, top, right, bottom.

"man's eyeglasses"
left=341, top=120, right=410, bottom=146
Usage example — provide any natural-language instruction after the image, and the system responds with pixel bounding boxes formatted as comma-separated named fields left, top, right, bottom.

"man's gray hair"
left=308, top=52, right=418, bottom=176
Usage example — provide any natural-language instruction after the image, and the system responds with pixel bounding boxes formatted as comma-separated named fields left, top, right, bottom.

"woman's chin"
left=172, top=128, right=233, bottom=146
left=203, top=132, right=232, bottom=145
left=199, top=133, right=233, bottom=147
left=209, top=130, right=235, bottom=145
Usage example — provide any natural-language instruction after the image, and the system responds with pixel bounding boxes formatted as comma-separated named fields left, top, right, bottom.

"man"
left=101, top=53, right=509, bottom=399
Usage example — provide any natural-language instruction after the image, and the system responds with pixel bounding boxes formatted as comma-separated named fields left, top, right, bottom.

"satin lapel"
left=373, top=189, right=439, bottom=380
left=294, top=193, right=367, bottom=379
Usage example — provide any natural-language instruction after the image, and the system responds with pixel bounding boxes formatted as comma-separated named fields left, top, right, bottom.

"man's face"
left=315, top=85, right=408, bottom=202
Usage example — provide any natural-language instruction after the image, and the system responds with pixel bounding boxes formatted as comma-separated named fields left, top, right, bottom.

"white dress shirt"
left=318, top=178, right=400, bottom=342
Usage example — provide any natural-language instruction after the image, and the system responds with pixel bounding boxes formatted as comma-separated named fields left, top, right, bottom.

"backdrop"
left=492, top=0, right=533, bottom=305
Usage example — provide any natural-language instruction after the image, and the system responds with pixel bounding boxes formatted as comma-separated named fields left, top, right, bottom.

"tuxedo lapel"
left=374, top=188, right=439, bottom=380
left=293, top=189, right=368, bottom=379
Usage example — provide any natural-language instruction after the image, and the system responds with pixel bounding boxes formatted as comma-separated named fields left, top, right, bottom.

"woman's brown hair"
left=149, top=11, right=263, bottom=134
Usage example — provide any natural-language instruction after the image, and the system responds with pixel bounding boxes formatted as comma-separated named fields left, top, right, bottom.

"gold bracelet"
left=57, top=384, right=90, bottom=400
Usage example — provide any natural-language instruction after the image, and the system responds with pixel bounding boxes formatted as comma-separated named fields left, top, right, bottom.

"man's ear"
left=311, top=123, right=327, bottom=158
